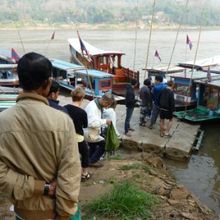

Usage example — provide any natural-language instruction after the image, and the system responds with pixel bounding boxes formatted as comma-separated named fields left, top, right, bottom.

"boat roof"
left=75, top=69, right=113, bottom=79
left=194, top=77, right=220, bottom=87
left=202, top=65, right=220, bottom=74
left=168, top=70, right=220, bottom=80
left=51, top=59, right=113, bottom=78
left=0, top=49, right=11, bottom=58
left=51, top=59, right=84, bottom=72
left=0, top=64, right=17, bottom=70
left=178, top=55, right=220, bottom=69
left=144, top=65, right=185, bottom=74
left=68, top=38, right=125, bottom=57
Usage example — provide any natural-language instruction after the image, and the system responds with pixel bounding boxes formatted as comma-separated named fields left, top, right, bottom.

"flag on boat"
left=154, top=50, right=161, bottom=62
left=186, top=34, right=192, bottom=50
left=11, top=48, right=20, bottom=63
left=51, top=31, right=55, bottom=40
left=77, top=30, right=90, bottom=57
left=207, top=67, right=212, bottom=82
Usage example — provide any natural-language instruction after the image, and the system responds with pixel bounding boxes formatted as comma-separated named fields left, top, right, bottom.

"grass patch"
left=107, top=154, right=122, bottom=160
left=120, top=163, right=150, bottom=173
left=85, top=181, right=159, bottom=220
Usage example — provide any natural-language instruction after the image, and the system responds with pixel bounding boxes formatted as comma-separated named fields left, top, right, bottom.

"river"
left=1, top=28, right=220, bottom=214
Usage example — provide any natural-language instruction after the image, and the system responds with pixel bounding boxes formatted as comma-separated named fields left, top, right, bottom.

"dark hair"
left=102, top=92, right=115, bottom=103
left=143, top=78, right=151, bottom=86
left=167, top=80, right=175, bottom=88
left=48, top=80, right=60, bottom=95
left=130, top=79, right=137, bottom=86
left=155, top=75, right=163, bottom=82
left=17, top=52, right=52, bottom=90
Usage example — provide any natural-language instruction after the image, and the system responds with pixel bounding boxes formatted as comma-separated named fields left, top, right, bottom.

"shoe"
left=125, top=132, right=132, bottom=137
left=129, top=128, right=135, bottom=131
left=148, top=125, right=153, bottom=129
left=164, top=134, right=172, bottom=138
left=89, top=161, right=104, bottom=168
left=81, top=172, right=91, bottom=182
left=139, top=123, right=146, bottom=127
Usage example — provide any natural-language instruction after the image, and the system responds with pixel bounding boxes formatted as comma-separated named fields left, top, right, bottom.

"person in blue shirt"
left=148, top=75, right=167, bottom=129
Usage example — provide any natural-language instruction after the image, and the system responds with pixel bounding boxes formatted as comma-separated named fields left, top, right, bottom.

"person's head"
left=155, top=75, right=163, bottom=83
left=130, top=79, right=138, bottom=88
left=17, top=52, right=52, bottom=96
left=167, top=80, right=175, bottom=89
left=71, top=86, right=86, bottom=103
left=109, top=99, right=117, bottom=109
left=48, top=80, right=60, bottom=100
left=143, top=78, right=151, bottom=87
left=100, top=93, right=114, bottom=108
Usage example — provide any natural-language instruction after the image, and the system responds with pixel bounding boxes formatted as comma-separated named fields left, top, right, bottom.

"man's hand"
left=48, top=180, right=57, bottom=197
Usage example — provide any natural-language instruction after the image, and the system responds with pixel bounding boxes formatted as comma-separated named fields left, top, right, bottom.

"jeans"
left=140, top=106, right=151, bottom=124
left=88, top=140, right=105, bottom=164
left=149, top=103, right=160, bottom=126
left=124, top=107, right=134, bottom=133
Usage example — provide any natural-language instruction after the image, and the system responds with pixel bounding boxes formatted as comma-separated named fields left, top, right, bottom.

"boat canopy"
left=51, top=59, right=113, bottom=79
left=144, top=65, right=185, bottom=74
left=75, top=69, right=113, bottom=79
left=51, top=59, right=84, bottom=72
left=68, top=38, right=125, bottom=56
left=168, top=70, right=220, bottom=80
left=178, top=55, right=220, bottom=69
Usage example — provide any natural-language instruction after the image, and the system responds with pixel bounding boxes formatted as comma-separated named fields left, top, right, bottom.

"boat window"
left=175, top=83, right=191, bottom=96
left=52, top=68, right=67, bottom=80
left=100, top=79, right=111, bottom=88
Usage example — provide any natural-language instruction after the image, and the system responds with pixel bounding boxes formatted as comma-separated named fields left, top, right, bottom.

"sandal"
left=160, top=130, right=164, bottom=137
left=81, top=172, right=91, bottom=181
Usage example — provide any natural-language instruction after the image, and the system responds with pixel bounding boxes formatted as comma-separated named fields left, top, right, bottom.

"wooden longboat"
left=68, top=38, right=139, bottom=96
left=51, top=59, right=124, bottom=102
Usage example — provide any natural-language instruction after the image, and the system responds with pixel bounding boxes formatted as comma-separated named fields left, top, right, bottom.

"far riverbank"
left=1, top=22, right=220, bottom=31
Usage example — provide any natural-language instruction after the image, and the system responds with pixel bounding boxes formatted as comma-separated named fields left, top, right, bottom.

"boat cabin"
left=173, top=73, right=220, bottom=122
left=51, top=59, right=113, bottom=99
left=68, top=38, right=139, bottom=96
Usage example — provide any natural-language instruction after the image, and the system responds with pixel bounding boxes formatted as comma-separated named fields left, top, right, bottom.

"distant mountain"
left=0, top=0, right=220, bottom=26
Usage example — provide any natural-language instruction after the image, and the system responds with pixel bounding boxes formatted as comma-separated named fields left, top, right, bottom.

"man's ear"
left=42, top=79, right=52, bottom=90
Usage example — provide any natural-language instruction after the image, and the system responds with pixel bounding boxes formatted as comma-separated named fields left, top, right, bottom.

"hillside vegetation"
left=1, top=0, right=220, bottom=26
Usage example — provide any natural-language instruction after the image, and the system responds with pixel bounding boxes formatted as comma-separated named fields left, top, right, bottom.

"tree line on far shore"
left=1, top=0, right=220, bottom=26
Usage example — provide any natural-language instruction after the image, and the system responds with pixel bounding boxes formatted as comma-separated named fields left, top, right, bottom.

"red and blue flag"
left=11, top=48, right=20, bottom=63
left=154, top=50, right=161, bottom=62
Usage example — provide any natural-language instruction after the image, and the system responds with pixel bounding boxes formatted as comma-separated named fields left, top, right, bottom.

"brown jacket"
left=0, top=93, right=81, bottom=220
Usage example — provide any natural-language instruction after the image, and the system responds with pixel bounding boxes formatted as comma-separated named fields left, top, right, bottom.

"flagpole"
left=76, top=30, right=94, bottom=98
left=144, top=0, right=156, bottom=79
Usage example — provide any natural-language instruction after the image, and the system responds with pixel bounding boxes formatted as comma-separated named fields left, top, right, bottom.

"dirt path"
left=0, top=152, right=218, bottom=220
left=80, top=151, right=218, bottom=220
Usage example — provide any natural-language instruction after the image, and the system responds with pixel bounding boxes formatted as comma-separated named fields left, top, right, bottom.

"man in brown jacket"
left=0, top=52, right=81, bottom=220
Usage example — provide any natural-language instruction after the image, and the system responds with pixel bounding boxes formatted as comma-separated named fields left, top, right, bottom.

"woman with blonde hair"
left=64, top=86, right=90, bottom=181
